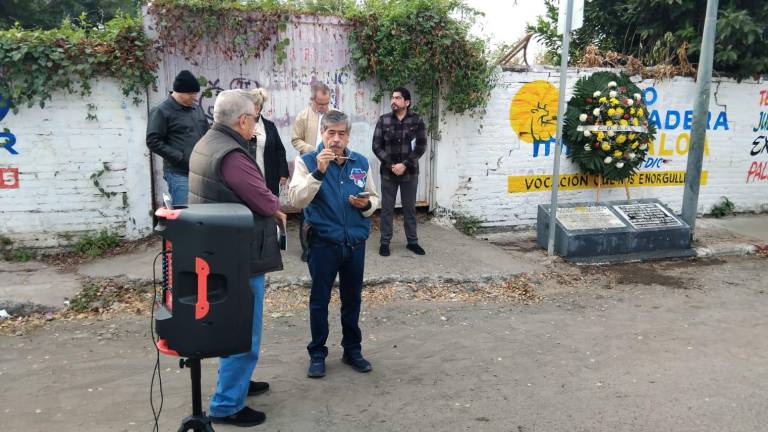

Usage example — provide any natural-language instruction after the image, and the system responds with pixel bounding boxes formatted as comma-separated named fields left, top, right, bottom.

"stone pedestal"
left=537, top=199, right=694, bottom=263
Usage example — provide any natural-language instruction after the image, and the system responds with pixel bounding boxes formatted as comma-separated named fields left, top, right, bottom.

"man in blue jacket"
left=289, top=110, right=380, bottom=378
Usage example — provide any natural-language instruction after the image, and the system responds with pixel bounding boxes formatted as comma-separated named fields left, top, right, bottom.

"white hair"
left=213, top=89, right=254, bottom=127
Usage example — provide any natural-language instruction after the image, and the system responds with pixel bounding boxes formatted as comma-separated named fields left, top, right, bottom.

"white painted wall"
left=144, top=13, right=431, bottom=208
left=435, top=67, right=768, bottom=227
left=0, top=80, right=153, bottom=247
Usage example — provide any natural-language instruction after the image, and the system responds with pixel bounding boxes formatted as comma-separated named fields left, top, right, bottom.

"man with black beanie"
left=146, top=70, right=209, bottom=205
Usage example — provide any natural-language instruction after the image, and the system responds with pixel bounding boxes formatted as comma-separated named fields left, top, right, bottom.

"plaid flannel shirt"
left=372, top=110, right=427, bottom=182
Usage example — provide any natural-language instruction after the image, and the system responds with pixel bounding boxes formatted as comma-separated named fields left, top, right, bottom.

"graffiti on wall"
left=0, top=96, right=19, bottom=189
left=509, top=80, right=563, bottom=157
left=745, top=90, right=768, bottom=183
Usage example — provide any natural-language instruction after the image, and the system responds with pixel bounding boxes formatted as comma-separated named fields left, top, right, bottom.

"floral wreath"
left=563, top=71, right=656, bottom=181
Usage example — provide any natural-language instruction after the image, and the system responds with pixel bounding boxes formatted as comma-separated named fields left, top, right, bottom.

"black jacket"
left=146, top=95, right=209, bottom=174
left=188, top=124, right=283, bottom=275
left=246, top=117, right=289, bottom=196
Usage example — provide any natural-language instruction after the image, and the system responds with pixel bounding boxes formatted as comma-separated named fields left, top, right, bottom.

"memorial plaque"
left=614, top=203, right=682, bottom=229
left=555, top=206, right=626, bottom=230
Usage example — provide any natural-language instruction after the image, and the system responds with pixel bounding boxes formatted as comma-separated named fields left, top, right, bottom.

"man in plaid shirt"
left=372, top=87, right=427, bottom=257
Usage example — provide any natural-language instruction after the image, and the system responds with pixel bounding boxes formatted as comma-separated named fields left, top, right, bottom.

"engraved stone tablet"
left=555, top=206, right=627, bottom=230
left=614, top=202, right=682, bottom=229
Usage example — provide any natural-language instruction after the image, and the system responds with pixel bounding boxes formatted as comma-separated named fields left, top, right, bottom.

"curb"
left=694, top=242, right=767, bottom=258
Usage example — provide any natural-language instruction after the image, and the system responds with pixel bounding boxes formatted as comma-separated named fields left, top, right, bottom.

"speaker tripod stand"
left=177, top=357, right=214, bottom=432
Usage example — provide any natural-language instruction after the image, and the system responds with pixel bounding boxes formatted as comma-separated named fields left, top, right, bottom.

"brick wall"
left=435, top=67, right=768, bottom=227
left=0, top=80, right=152, bottom=247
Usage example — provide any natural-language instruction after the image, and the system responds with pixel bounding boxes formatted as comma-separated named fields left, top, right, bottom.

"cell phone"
left=356, top=191, right=370, bottom=198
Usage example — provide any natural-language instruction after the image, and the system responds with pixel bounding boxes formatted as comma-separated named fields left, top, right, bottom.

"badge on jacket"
left=349, top=168, right=367, bottom=188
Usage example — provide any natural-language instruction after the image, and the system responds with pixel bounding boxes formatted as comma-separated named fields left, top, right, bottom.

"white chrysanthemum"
left=593, top=91, right=601, bottom=97
left=604, top=156, right=613, bottom=164
left=634, top=93, right=642, bottom=100
left=584, top=144, right=591, bottom=151
left=608, top=81, right=617, bottom=88
left=579, top=113, right=588, bottom=122
left=628, top=152, right=636, bottom=159
left=616, top=162, right=625, bottom=168
left=609, top=90, right=617, bottom=98
left=639, top=144, right=648, bottom=150
left=583, top=130, right=591, bottom=137
left=607, top=130, right=615, bottom=137
left=593, top=108, right=601, bottom=116
left=627, top=99, right=634, bottom=106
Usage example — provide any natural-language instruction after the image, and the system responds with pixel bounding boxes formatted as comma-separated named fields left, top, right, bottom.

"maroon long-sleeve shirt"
left=220, top=151, right=279, bottom=217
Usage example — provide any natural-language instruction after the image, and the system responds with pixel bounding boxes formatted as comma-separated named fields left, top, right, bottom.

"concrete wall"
left=435, top=67, right=768, bottom=227
left=144, top=13, right=431, bottom=208
left=0, top=80, right=153, bottom=247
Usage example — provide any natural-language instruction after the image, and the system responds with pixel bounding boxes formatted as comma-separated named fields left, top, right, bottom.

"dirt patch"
left=579, top=260, right=702, bottom=290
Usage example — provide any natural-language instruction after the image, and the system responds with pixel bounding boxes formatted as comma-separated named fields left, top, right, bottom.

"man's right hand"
left=273, top=210, right=287, bottom=227
left=316, top=149, right=335, bottom=173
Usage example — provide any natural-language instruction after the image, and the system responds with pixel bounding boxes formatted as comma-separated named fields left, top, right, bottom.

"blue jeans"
left=209, top=275, right=265, bottom=417
left=163, top=170, right=188, bottom=206
left=307, top=241, right=365, bottom=358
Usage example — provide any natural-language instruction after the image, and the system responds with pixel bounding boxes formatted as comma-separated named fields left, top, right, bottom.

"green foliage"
left=90, top=162, right=118, bottom=198
left=0, top=13, right=157, bottom=113
left=709, top=197, right=735, bottom=218
left=0, top=235, right=36, bottom=262
left=0, top=0, right=140, bottom=30
left=528, top=0, right=768, bottom=79
left=68, top=281, right=102, bottom=312
left=564, top=72, right=656, bottom=181
left=73, top=230, right=121, bottom=258
left=453, top=212, right=482, bottom=236
left=348, top=0, right=495, bottom=124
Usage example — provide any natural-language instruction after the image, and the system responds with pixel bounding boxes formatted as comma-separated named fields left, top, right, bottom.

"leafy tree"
left=0, top=0, right=140, bottom=30
left=528, top=0, right=767, bottom=79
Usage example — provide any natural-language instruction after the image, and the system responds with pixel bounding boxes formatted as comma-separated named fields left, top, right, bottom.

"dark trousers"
left=306, top=240, right=366, bottom=358
left=380, top=177, right=418, bottom=245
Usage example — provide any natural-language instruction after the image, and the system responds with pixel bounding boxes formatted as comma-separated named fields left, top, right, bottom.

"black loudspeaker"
left=154, top=203, right=254, bottom=359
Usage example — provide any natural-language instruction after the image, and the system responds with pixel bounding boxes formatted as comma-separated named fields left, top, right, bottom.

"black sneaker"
left=248, top=381, right=269, bottom=396
left=406, top=243, right=426, bottom=255
left=379, top=244, right=390, bottom=257
left=307, top=357, right=326, bottom=378
left=342, top=352, right=372, bottom=373
left=300, top=249, right=309, bottom=262
left=210, top=406, right=266, bottom=427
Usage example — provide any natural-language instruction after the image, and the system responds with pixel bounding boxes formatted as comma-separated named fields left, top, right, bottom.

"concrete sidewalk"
left=1, top=213, right=766, bottom=315
left=77, top=218, right=548, bottom=286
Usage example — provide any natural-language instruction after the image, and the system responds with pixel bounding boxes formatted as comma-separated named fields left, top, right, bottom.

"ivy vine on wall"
left=147, top=0, right=291, bottom=64
left=0, top=13, right=157, bottom=113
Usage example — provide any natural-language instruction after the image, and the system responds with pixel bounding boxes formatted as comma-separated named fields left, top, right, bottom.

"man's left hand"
left=391, top=163, right=407, bottom=176
left=348, top=195, right=369, bottom=209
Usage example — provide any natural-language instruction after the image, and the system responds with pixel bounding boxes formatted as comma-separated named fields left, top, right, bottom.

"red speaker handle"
left=195, top=257, right=210, bottom=320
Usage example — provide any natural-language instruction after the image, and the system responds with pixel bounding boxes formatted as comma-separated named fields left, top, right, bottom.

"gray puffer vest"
left=188, top=124, right=283, bottom=275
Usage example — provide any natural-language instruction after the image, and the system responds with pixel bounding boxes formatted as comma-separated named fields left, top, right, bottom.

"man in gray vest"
left=188, top=89, right=286, bottom=427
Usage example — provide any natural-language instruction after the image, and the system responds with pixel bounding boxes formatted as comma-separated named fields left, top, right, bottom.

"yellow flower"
left=610, top=98, right=620, bottom=106
left=632, top=118, right=640, bottom=126
left=629, top=133, right=637, bottom=140
left=613, top=150, right=623, bottom=158
left=606, top=120, right=614, bottom=126
left=630, top=108, right=636, bottom=115
left=607, top=108, right=616, bottom=117
left=616, top=107, right=624, bottom=116
left=631, top=141, right=639, bottom=149
left=616, top=134, right=627, bottom=144
left=599, top=97, right=608, bottom=104
left=597, top=132, right=605, bottom=140
left=637, top=108, right=644, bottom=117
left=619, top=119, right=629, bottom=126
left=601, top=142, right=611, bottom=151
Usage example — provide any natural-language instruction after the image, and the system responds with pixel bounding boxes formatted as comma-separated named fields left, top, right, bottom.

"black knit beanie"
left=173, top=70, right=201, bottom=93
